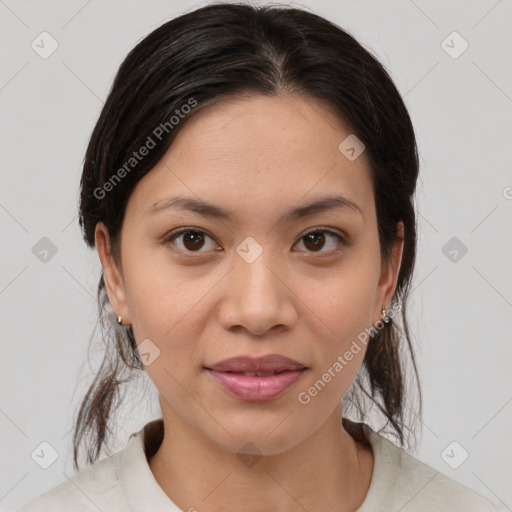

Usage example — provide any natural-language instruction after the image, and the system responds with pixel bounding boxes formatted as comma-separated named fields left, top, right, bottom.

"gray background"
left=1, top=0, right=511, bottom=510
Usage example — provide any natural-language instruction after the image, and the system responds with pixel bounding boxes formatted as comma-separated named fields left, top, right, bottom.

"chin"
left=204, top=415, right=307, bottom=457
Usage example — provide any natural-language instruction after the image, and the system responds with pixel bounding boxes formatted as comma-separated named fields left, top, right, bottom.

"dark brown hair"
left=74, top=2, right=422, bottom=470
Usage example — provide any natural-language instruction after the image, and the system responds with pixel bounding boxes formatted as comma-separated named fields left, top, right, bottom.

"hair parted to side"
left=75, top=2, right=422, bottom=471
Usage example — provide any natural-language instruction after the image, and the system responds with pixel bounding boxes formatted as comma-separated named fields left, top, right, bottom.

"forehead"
left=170, top=93, right=359, bottom=170
left=125, top=93, right=374, bottom=224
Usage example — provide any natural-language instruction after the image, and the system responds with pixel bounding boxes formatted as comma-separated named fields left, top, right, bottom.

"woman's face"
left=97, top=93, right=403, bottom=455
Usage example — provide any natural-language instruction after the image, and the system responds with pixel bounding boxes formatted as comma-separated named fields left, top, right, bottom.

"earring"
left=117, top=315, right=123, bottom=325
left=381, top=305, right=392, bottom=326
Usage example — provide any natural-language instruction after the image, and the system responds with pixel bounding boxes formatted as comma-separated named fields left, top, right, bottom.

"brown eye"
left=295, top=229, right=346, bottom=254
left=165, top=229, right=218, bottom=253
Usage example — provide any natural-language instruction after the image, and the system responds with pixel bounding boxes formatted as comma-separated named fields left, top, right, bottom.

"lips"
left=205, top=354, right=307, bottom=373
left=204, top=354, right=307, bottom=401
left=227, top=371, right=286, bottom=377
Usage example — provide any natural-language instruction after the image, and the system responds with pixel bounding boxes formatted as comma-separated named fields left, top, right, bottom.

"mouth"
left=205, top=353, right=307, bottom=373
left=203, top=353, right=308, bottom=401
left=214, top=370, right=293, bottom=376
left=204, top=367, right=307, bottom=401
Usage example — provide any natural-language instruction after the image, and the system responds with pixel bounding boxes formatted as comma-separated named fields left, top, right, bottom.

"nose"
left=217, top=253, right=299, bottom=337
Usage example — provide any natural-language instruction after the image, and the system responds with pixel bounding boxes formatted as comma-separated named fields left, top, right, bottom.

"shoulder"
left=356, top=423, right=502, bottom=512
left=17, top=440, right=130, bottom=511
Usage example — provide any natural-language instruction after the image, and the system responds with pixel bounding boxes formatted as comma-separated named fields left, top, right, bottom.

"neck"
left=148, top=404, right=373, bottom=512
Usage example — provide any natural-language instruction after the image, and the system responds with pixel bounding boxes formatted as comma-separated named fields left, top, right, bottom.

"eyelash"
left=163, top=227, right=348, bottom=256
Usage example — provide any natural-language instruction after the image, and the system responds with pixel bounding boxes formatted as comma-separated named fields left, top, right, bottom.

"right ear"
left=95, top=222, right=131, bottom=325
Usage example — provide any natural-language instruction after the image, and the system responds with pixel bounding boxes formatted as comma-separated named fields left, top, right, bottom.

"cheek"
left=122, top=244, right=209, bottom=341
left=295, top=280, right=371, bottom=413
left=122, top=258, right=223, bottom=398
left=309, top=259, right=378, bottom=340
left=300, top=255, right=378, bottom=392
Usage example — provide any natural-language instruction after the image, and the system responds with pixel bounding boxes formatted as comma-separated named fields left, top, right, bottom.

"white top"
left=17, top=418, right=500, bottom=511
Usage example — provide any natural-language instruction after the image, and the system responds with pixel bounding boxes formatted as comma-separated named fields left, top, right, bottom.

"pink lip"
left=206, top=353, right=307, bottom=373
left=206, top=368, right=306, bottom=401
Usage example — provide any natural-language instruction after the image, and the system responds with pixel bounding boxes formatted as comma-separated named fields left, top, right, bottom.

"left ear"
left=374, top=221, right=404, bottom=324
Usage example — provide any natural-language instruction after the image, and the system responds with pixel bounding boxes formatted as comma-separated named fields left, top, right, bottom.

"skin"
left=96, top=92, right=404, bottom=512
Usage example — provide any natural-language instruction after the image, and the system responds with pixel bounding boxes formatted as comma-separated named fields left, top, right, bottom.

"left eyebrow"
left=147, top=194, right=365, bottom=224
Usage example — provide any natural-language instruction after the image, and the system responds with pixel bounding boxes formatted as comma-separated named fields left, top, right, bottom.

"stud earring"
left=381, top=305, right=392, bottom=326
left=117, top=315, right=123, bottom=325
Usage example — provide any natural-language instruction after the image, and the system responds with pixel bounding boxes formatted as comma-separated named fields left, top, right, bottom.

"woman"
left=18, top=3, right=500, bottom=511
